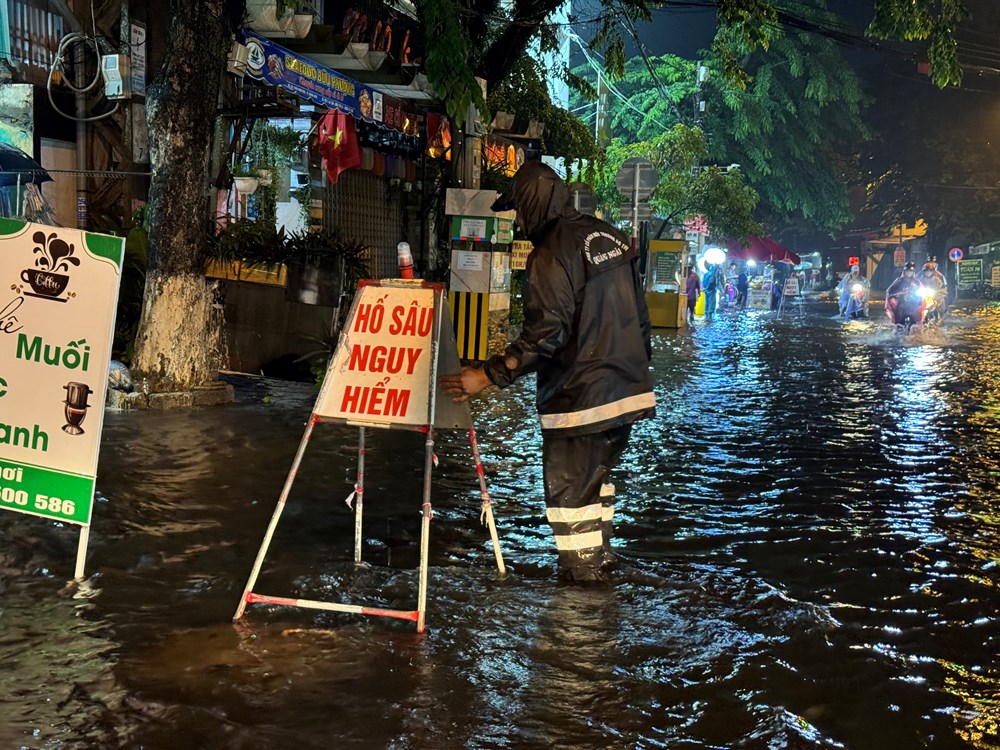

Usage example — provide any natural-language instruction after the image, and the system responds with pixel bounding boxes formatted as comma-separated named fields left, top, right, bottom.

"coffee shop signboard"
left=0, top=219, right=123, bottom=577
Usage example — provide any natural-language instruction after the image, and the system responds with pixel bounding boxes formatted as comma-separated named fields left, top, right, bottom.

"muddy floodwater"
left=4, top=300, right=1000, bottom=749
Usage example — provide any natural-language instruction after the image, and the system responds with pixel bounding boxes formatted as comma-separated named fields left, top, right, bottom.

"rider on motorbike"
left=920, top=259, right=948, bottom=319
left=885, top=261, right=926, bottom=323
left=837, top=264, right=866, bottom=317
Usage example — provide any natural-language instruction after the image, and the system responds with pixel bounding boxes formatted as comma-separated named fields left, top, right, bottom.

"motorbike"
left=922, top=287, right=946, bottom=325
left=844, top=281, right=870, bottom=319
left=888, top=285, right=934, bottom=336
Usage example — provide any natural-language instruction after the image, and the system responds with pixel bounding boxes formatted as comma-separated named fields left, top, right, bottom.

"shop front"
left=211, top=29, right=451, bottom=374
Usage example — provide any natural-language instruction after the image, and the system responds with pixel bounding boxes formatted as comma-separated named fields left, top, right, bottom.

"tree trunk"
left=132, top=0, right=244, bottom=392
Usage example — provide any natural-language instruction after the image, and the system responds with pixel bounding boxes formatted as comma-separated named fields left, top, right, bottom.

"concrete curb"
left=105, top=382, right=235, bottom=410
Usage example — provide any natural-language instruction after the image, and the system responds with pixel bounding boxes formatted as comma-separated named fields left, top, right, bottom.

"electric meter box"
left=101, top=54, right=130, bottom=100
left=449, top=216, right=514, bottom=244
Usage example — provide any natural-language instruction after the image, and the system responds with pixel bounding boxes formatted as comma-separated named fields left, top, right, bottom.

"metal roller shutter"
left=323, top=169, right=402, bottom=279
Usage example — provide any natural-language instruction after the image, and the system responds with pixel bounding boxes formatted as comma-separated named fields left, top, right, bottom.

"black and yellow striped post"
left=449, top=291, right=490, bottom=361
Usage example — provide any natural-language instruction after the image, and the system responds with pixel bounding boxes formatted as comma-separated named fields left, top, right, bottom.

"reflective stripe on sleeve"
left=600, top=483, right=615, bottom=497
left=601, top=506, right=614, bottom=522
left=539, top=392, right=656, bottom=431
left=553, top=529, right=603, bottom=551
left=546, top=503, right=603, bottom=524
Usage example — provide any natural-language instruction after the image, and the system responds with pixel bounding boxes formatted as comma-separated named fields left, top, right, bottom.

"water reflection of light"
left=886, top=346, right=948, bottom=474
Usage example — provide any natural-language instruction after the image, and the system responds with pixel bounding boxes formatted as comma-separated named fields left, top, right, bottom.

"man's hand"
left=440, top=367, right=492, bottom=402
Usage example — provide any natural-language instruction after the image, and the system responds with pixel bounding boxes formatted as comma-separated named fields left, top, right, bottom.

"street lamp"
left=698, top=245, right=727, bottom=273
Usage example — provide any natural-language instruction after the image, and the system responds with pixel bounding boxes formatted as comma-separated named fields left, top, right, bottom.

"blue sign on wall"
left=243, top=31, right=371, bottom=120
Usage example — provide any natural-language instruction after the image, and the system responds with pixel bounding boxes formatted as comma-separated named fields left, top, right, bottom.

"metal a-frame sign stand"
left=233, top=279, right=505, bottom=632
left=776, top=273, right=802, bottom=320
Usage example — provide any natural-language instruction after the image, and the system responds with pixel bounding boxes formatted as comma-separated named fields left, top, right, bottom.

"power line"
left=566, top=29, right=673, bottom=133
left=614, top=1, right=687, bottom=124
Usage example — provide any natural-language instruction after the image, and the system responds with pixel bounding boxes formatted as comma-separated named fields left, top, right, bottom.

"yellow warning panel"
left=449, top=291, right=489, bottom=361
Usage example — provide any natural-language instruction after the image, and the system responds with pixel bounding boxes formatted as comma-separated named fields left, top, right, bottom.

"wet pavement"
left=4, top=298, right=1000, bottom=749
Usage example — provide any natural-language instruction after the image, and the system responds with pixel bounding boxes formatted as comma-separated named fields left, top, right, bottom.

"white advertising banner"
left=748, top=288, right=770, bottom=310
left=0, top=219, right=123, bottom=526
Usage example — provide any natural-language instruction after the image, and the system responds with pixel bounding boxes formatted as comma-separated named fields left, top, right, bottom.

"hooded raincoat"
left=485, top=163, right=655, bottom=434
left=486, top=162, right=655, bottom=581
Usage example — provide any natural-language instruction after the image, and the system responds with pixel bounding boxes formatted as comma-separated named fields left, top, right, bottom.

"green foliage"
left=570, top=1, right=867, bottom=238
left=712, top=0, right=777, bottom=88
left=274, top=0, right=299, bottom=17
left=206, top=220, right=369, bottom=284
left=285, top=231, right=369, bottom=286
left=571, top=53, right=696, bottom=143
left=867, top=0, right=966, bottom=87
left=418, top=0, right=968, bottom=147
left=571, top=56, right=761, bottom=238
left=415, top=0, right=487, bottom=125
left=240, top=121, right=305, bottom=229
left=586, top=126, right=762, bottom=240
left=704, top=4, right=869, bottom=235
left=294, top=317, right=343, bottom=387
left=207, top=219, right=289, bottom=268
left=489, top=54, right=598, bottom=166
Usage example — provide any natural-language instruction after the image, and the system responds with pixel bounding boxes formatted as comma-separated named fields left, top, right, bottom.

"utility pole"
left=594, top=70, right=602, bottom=143
left=691, top=63, right=708, bottom=258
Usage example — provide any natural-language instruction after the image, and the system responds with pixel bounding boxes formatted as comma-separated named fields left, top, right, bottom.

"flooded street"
left=4, top=299, right=1000, bottom=749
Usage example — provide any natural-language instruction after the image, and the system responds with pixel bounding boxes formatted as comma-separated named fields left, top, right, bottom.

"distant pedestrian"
left=702, top=263, right=723, bottom=320
left=685, top=267, right=701, bottom=322
left=725, top=262, right=739, bottom=306
left=736, top=267, right=749, bottom=307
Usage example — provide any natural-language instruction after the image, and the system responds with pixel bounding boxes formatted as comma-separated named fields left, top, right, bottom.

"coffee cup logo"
left=21, top=269, right=69, bottom=297
left=21, top=231, right=80, bottom=302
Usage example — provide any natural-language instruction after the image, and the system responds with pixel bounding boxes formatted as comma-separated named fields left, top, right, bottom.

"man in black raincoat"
left=441, top=162, right=656, bottom=582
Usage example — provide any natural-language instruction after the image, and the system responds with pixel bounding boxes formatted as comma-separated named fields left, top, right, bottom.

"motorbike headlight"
left=916, top=286, right=935, bottom=299
left=851, top=284, right=863, bottom=293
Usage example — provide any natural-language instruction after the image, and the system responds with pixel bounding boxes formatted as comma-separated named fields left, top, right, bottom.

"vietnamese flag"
left=318, top=108, right=361, bottom=184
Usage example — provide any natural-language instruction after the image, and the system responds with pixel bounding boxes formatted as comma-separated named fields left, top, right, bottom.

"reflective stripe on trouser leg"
left=542, top=427, right=632, bottom=579
left=546, top=504, right=604, bottom=557
left=600, top=483, right=615, bottom=554
left=542, top=434, right=608, bottom=579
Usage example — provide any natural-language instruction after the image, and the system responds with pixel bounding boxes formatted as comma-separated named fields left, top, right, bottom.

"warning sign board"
left=315, top=281, right=471, bottom=429
left=783, top=276, right=800, bottom=297
left=511, top=240, right=532, bottom=271
left=234, top=279, right=497, bottom=632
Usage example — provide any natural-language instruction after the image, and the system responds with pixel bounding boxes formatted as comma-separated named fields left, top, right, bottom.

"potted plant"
left=240, top=122, right=306, bottom=228
left=284, top=231, right=368, bottom=306
left=205, top=221, right=368, bottom=302
left=205, top=219, right=289, bottom=283
left=232, top=162, right=260, bottom=195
